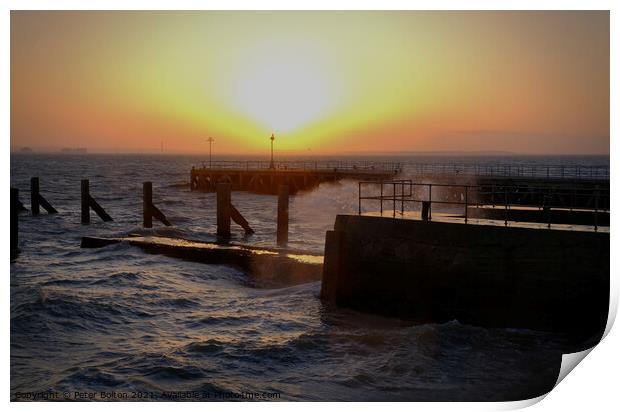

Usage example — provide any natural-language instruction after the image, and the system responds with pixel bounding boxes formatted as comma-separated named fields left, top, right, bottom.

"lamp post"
left=206, top=137, right=215, bottom=168
left=269, top=133, right=275, bottom=169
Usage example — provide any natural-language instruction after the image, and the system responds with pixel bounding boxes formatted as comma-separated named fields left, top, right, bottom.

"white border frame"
left=3, top=2, right=617, bottom=412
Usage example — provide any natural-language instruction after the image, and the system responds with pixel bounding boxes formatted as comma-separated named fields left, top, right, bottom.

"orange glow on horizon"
left=10, top=11, right=610, bottom=155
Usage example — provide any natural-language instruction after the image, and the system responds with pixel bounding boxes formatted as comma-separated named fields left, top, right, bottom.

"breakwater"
left=321, top=215, right=609, bottom=348
left=81, top=235, right=323, bottom=288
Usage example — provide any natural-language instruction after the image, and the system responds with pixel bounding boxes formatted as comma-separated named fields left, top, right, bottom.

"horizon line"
left=10, top=150, right=611, bottom=157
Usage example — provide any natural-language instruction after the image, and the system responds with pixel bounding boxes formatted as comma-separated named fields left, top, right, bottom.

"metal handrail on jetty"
left=195, top=160, right=402, bottom=173
left=404, top=162, right=609, bottom=180
left=358, top=180, right=610, bottom=231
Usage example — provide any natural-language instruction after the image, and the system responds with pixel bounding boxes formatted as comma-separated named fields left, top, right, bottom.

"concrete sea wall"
left=321, top=215, right=609, bottom=347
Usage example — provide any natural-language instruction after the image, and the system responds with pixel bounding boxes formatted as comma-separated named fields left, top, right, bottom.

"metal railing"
left=358, top=180, right=609, bottom=231
left=404, top=163, right=609, bottom=180
left=194, top=160, right=402, bottom=173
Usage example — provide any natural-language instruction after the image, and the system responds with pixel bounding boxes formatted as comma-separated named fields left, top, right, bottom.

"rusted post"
left=277, top=184, right=289, bottom=245
left=143, top=182, right=152, bottom=228
left=217, top=182, right=231, bottom=237
left=30, top=177, right=40, bottom=216
left=11, top=188, right=18, bottom=252
left=81, top=179, right=90, bottom=224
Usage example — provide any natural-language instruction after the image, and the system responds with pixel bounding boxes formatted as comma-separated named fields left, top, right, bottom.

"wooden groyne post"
left=143, top=182, right=171, bottom=228
left=30, top=177, right=58, bottom=215
left=11, top=188, right=18, bottom=252
left=217, top=182, right=231, bottom=237
left=216, top=182, right=254, bottom=236
left=30, top=177, right=39, bottom=216
left=277, top=184, right=289, bottom=245
left=81, top=179, right=113, bottom=224
left=231, top=205, right=254, bottom=235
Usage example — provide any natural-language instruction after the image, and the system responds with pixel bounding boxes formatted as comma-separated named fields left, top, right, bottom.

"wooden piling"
left=11, top=188, right=18, bottom=252
left=142, top=182, right=169, bottom=227
left=30, top=177, right=40, bottom=216
left=150, top=204, right=171, bottom=226
left=38, top=196, right=58, bottom=214
left=217, top=182, right=231, bottom=237
left=30, top=177, right=57, bottom=215
left=89, top=197, right=113, bottom=222
left=231, top=205, right=254, bottom=235
left=277, top=184, right=289, bottom=245
left=81, top=179, right=90, bottom=224
left=143, top=182, right=152, bottom=228
left=82, top=179, right=113, bottom=223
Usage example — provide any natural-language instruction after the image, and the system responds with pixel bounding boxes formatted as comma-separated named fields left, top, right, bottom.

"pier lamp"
left=269, top=133, right=275, bottom=169
left=206, top=137, right=215, bottom=168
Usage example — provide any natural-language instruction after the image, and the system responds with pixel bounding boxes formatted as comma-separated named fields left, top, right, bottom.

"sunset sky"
left=11, top=11, right=609, bottom=155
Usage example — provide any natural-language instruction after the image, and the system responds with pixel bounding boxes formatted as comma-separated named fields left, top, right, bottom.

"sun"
left=225, top=38, right=341, bottom=134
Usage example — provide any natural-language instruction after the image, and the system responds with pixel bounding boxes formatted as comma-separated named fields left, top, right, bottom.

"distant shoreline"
left=9, top=151, right=611, bottom=157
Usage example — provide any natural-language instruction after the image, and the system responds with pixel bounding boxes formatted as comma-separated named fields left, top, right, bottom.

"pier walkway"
left=190, top=160, right=401, bottom=195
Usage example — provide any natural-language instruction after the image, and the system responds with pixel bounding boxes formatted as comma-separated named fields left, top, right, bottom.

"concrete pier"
left=321, top=215, right=609, bottom=347
left=81, top=235, right=323, bottom=288
left=190, top=160, right=401, bottom=195
left=465, top=206, right=610, bottom=227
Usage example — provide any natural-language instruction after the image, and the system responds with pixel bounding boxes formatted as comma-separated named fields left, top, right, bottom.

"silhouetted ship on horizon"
left=60, top=147, right=87, bottom=154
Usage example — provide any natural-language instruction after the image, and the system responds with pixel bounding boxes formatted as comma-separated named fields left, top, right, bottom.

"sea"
left=10, top=154, right=609, bottom=401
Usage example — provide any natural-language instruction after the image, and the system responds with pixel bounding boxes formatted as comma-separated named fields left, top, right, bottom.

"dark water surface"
left=10, top=154, right=608, bottom=401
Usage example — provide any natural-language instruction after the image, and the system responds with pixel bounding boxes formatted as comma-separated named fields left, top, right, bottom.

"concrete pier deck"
left=190, top=160, right=401, bottom=194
